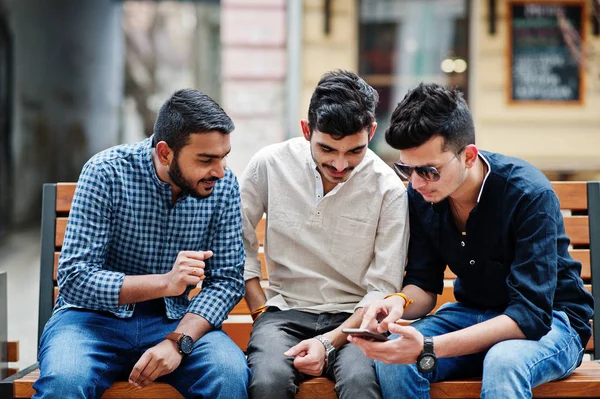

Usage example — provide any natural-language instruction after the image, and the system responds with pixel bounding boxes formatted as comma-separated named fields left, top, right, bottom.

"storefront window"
left=359, top=0, right=470, bottom=160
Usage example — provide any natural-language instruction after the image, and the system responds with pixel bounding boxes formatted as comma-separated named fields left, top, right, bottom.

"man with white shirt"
left=240, top=70, right=410, bottom=399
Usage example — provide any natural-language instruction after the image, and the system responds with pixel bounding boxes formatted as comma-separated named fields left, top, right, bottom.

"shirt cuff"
left=187, top=297, right=228, bottom=328
left=504, top=304, right=551, bottom=340
left=354, top=290, right=387, bottom=311
left=243, top=259, right=263, bottom=281
left=97, top=270, right=125, bottom=310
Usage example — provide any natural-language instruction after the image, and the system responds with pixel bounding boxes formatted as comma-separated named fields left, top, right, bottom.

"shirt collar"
left=431, top=151, right=492, bottom=212
left=477, top=152, right=491, bottom=203
left=306, top=147, right=362, bottom=200
left=143, top=137, right=179, bottom=201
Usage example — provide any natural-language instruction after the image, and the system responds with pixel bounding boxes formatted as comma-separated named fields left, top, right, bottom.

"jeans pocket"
left=556, top=311, right=584, bottom=380
left=558, top=346, right=584, bottom=380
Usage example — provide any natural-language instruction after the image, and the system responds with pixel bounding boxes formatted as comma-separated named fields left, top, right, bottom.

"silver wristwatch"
left=315, top=334, right=336, bottom=369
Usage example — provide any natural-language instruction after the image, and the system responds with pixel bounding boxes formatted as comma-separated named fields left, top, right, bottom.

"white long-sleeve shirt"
left=241, top=137, right=409, bottom=313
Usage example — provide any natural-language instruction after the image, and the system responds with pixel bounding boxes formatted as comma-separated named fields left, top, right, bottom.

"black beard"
left=168, top=155, right=217, bottom=199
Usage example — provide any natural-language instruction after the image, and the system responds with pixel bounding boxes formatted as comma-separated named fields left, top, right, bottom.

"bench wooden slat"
left=295, top=378, right=337, bottom=399
left=572, top=249, right=591, bottom=280
left=256, top=218, right=266, bottom=246
left=55, top=218, right=590, bottom=255
left=53, top=252, right=59, bottom=281
left=13, top=369, right=185, bottom=399
left=52, top=182, right=589, bottom=216
left=231, top=299, right=251, bottom=315
left=442, top=249, right=591, bottom=281
left=56, top=183, right=76, bottom=214
left=51, top=243, right=590, bottom=285
left=101, top=382, right=183, bottom=399
left=8, top=341, right=19, bottom=362
left=13, top=370, right=339, bottom=399
left=564, top=216, right=590, bottom=246
left=222, top=322, right=252, bottom=352
left=55, top=217, right=67, bottom=248
left=552, top=182, right=588, bottom=211
left=258, top=252, right=268, bottom=278
left=429, top=361, right=600, bottom=398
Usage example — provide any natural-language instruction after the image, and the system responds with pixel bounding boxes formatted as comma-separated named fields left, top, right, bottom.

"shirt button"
left=469, top=260, right=475, bottom=265
left=317, top=211, right=322, bottom=215
left=461, top=241, right=465, bottom=247
left=317, top=195, right=321, bottom=198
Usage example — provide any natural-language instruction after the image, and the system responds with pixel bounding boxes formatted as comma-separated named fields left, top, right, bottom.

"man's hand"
left=129, top=339, right=184, bottom=389
left=360, top=295, right=406, bottom=333
left=284, top=338, right=326, bottom=376
left=163, top=250, right=213, bottom=297
left=349, top=323, right=423, bottom=364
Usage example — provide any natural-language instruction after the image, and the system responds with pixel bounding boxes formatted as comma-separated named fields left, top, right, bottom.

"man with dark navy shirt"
left=350, top=82, right=594, bottom=399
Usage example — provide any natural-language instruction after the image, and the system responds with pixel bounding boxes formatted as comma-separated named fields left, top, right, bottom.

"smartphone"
left=342, top=328, right=388, bottom=342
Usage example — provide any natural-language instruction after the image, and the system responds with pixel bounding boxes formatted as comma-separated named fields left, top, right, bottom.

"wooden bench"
left=1, top=181, right=600, bottom=398
left=0, top=271, right=22, bottom=388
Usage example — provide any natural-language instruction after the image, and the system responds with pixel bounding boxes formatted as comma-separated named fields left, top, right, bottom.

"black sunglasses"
left=393, top=146, right=467, bottom=182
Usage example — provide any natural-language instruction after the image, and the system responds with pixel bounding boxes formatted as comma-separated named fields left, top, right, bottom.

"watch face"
left=418, top=355, right=436, bottom=372
left=179, top=334, right=194, bottom=355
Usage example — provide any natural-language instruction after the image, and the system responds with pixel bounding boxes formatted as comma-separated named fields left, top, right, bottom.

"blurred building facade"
left=0, top=0, right=599, bottom=234
left=299, top=0, right=600, bottom=180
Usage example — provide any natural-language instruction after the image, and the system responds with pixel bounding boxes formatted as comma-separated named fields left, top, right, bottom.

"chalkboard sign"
left=509, top=2, right=585, bottom=103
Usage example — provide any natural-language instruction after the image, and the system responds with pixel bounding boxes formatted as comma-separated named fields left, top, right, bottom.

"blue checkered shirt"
left=55, top=138, right=245, bottom=328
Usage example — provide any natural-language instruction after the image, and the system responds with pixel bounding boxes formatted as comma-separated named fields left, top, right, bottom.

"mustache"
left=324, top=165, right=354, bottom=173
left=200, top=177, right=219, bottom=183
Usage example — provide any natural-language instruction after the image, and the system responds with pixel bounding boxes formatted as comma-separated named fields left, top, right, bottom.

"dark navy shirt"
left=404, top=151, right=594, bottom=346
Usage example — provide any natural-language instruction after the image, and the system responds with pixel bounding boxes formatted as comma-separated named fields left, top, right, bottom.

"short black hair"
left=385, top=83, right=474, bottom=153
left=152, top=89, right=234, bottom=152
left=307, top=70, right=379, bottom=139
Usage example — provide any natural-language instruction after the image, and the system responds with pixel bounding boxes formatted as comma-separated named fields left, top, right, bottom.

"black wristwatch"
left=166, top=332, right=194, bottom=355
left=417, top=336, right=437, bottom=373
left=315, top=334, right=336, bottom=370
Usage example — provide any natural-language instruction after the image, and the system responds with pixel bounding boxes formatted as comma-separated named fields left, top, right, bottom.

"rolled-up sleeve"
left=240, top=156, right=267, bottom=282
left=58, top=161, right=125, bottom=311
left=503, top=190, right=557, bottom=340
left=187, top=178, right=246, bottom=328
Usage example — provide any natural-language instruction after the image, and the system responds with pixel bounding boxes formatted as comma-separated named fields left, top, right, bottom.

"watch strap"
left=315, top=334, right=335, bottom=368
left=166, top=332, right=192, bottom=355
left=166, top=332, right=183, bottom=343
left=423, top=336, right=434, bottom=355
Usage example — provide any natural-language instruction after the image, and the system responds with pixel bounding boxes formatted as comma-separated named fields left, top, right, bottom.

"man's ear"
left=463, top=144, right=479, bottom=169
left=155, top=141, right=174, bottom=166
left=368, top=122, right=377, bottom=141
left=300, top=120, right=311, bottom=141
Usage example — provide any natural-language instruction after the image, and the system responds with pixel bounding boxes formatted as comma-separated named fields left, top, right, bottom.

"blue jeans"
left=376, top=302, right=584, bottom=399
left=33, top=302, right=250, bottom=399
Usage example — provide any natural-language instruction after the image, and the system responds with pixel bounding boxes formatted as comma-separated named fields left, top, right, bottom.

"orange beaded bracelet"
left=383, top=292, right=414, bottom=311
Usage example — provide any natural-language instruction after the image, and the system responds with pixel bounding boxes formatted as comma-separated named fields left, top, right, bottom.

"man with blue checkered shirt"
left=33, top=89, right=251, bottom=399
